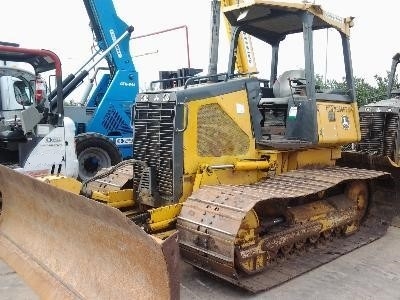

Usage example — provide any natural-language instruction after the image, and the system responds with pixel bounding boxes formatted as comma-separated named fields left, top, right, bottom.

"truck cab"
left=0, top=45, right=78, bottom=178
left=0, top=66, right=37, bottom=155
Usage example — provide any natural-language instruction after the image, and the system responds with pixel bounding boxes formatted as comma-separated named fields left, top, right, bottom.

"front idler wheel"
left=344, top=180, right=369, bottom=235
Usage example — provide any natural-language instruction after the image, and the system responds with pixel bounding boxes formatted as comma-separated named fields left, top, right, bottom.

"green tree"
left=316, top=71, right=399, bottom=107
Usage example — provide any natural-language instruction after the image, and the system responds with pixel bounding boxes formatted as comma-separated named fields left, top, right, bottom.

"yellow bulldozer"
left=0, top=1, right=399, bottom=299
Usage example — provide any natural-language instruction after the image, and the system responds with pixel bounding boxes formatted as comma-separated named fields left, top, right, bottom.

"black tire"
left=75, top=133, right=122, bottom=181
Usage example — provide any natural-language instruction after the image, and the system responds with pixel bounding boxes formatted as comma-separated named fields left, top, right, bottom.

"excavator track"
left=177, top=167, right=396, bottom=293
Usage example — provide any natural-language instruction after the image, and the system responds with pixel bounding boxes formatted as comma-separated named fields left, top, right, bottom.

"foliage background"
left=316, top=71, right=400, bottom=107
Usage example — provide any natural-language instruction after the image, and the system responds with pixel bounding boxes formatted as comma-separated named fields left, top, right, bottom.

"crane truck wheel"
left=75, top=132, right=122, bottom=181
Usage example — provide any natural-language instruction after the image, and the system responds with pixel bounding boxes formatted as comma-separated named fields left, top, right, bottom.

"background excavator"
left=0, top=1, right=399, bottom=299
left=339, top=52, right=400, bottom=177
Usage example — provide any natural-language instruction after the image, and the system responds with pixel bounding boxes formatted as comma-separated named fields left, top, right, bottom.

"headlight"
left=163, top=93, right=170, bottom=102
left=140, top=94, right=149, bottom=102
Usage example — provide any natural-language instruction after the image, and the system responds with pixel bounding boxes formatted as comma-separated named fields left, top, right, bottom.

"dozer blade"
left=0, top=165, right=179, bottom=299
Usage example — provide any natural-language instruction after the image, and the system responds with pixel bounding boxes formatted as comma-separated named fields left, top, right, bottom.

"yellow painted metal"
left=236, top=209, right=259, bottom=246
left=223, top=0, right=354, bottom=37
left=287, top=201, right=334, bottom=224
left=91, top=189, right=134, bottom=205
left=0, top=165, right=180, bottom=299
left=191, top=160, right=270, bottom=191
left=256, top=150, right=288, bottom=175
left=331, top=147, right=342, bottom=160
left=179, top=86, right=346, bottom=204
left=148, top=204, right=183, bottom=232
left=258, top=148, right=340, bottom=174
left=183, top=89, right=257, bottom=174
left=180, top=88, right=267, bottom=201
left=221, top=0, right=257, bottom=74
left=107, top=199, right=135, bottom=209
left=39, top=176, right=82, bottom=194
left=287, top=199, right=351, bottom=234
left=234, top=160, right=273, bottom=171
left=148, top=219, right=178, bottom=233
left=38, top=177, right=135, bottom=209
left=149, top=204, right=183, bottom=223
left=287, top=148, right=337, bottom=170
left=235, top=209, right=268, bottom=274
left=37, top=174, right=135, bottom=209
left=257, top=148, right=337, bottom=175
left=192, top=165, right=208, bottom=193
left=189, top=164, right=265, bottom=199
left=345, top=180, right=368, bottom=221
left=316, top=102, right=360, bottom=145
left=181, top=174, right=196, bottom=201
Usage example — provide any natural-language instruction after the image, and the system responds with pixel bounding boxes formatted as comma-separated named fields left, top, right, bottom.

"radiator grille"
left=133, top=101, right=175, bottom=200
left=197, top=104, right=249, bottom=156
left=357, top=112, right=399, bottom=159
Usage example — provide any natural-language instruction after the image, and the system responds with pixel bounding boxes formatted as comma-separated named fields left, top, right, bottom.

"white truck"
left=0, top=43, right=78, bottom=178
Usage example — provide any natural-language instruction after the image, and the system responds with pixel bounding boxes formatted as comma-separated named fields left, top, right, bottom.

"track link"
left=177, top=166, right=393, bottom=292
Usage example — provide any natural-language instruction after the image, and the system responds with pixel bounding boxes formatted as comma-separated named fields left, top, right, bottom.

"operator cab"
left=224, top=1, right=358, bottom=148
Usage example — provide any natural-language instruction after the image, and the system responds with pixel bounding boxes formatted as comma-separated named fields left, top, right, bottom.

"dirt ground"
left=1, top=226, right=400, bottom=300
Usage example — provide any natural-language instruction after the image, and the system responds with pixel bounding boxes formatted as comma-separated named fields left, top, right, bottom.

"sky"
left=1, top=0, right=399, bottom=100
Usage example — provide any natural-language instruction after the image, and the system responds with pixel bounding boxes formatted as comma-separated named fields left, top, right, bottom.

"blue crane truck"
left=47, top=0, right=139, bottom=181
left=51, top=0, right=201, bottom=181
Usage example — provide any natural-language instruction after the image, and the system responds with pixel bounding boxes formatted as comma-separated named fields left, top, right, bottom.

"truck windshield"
left=13, top=79, right=32, bottom=106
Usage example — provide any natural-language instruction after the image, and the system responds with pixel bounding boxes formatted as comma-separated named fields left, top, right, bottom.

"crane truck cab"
left=0, top=65, right=37, bottom=135
left=0, top=44, right=78, bottom=178
left=0, top=66, right=33, bottom=108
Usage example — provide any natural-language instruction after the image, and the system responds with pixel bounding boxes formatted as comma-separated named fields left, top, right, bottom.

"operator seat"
left=258, top=70, right=306, bottom=139
left=259, top=69, right=306, bottom=107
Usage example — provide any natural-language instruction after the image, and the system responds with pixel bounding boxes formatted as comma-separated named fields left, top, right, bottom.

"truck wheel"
left=75, top=133, right=122, bottom=181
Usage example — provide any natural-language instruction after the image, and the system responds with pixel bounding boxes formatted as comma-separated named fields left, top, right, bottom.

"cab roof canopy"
left=223, top=0, right=354, bottom=44
left=0, top=46, right=57, bottom=73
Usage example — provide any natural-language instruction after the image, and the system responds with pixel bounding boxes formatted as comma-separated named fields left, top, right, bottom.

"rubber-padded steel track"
left=177, top=166, right=392, bottom=293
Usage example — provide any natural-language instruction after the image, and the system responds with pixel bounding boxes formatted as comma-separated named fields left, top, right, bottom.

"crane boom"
left=83, top=0, right=137, bottom=76
left=63, top=0, right=140, bottom=176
